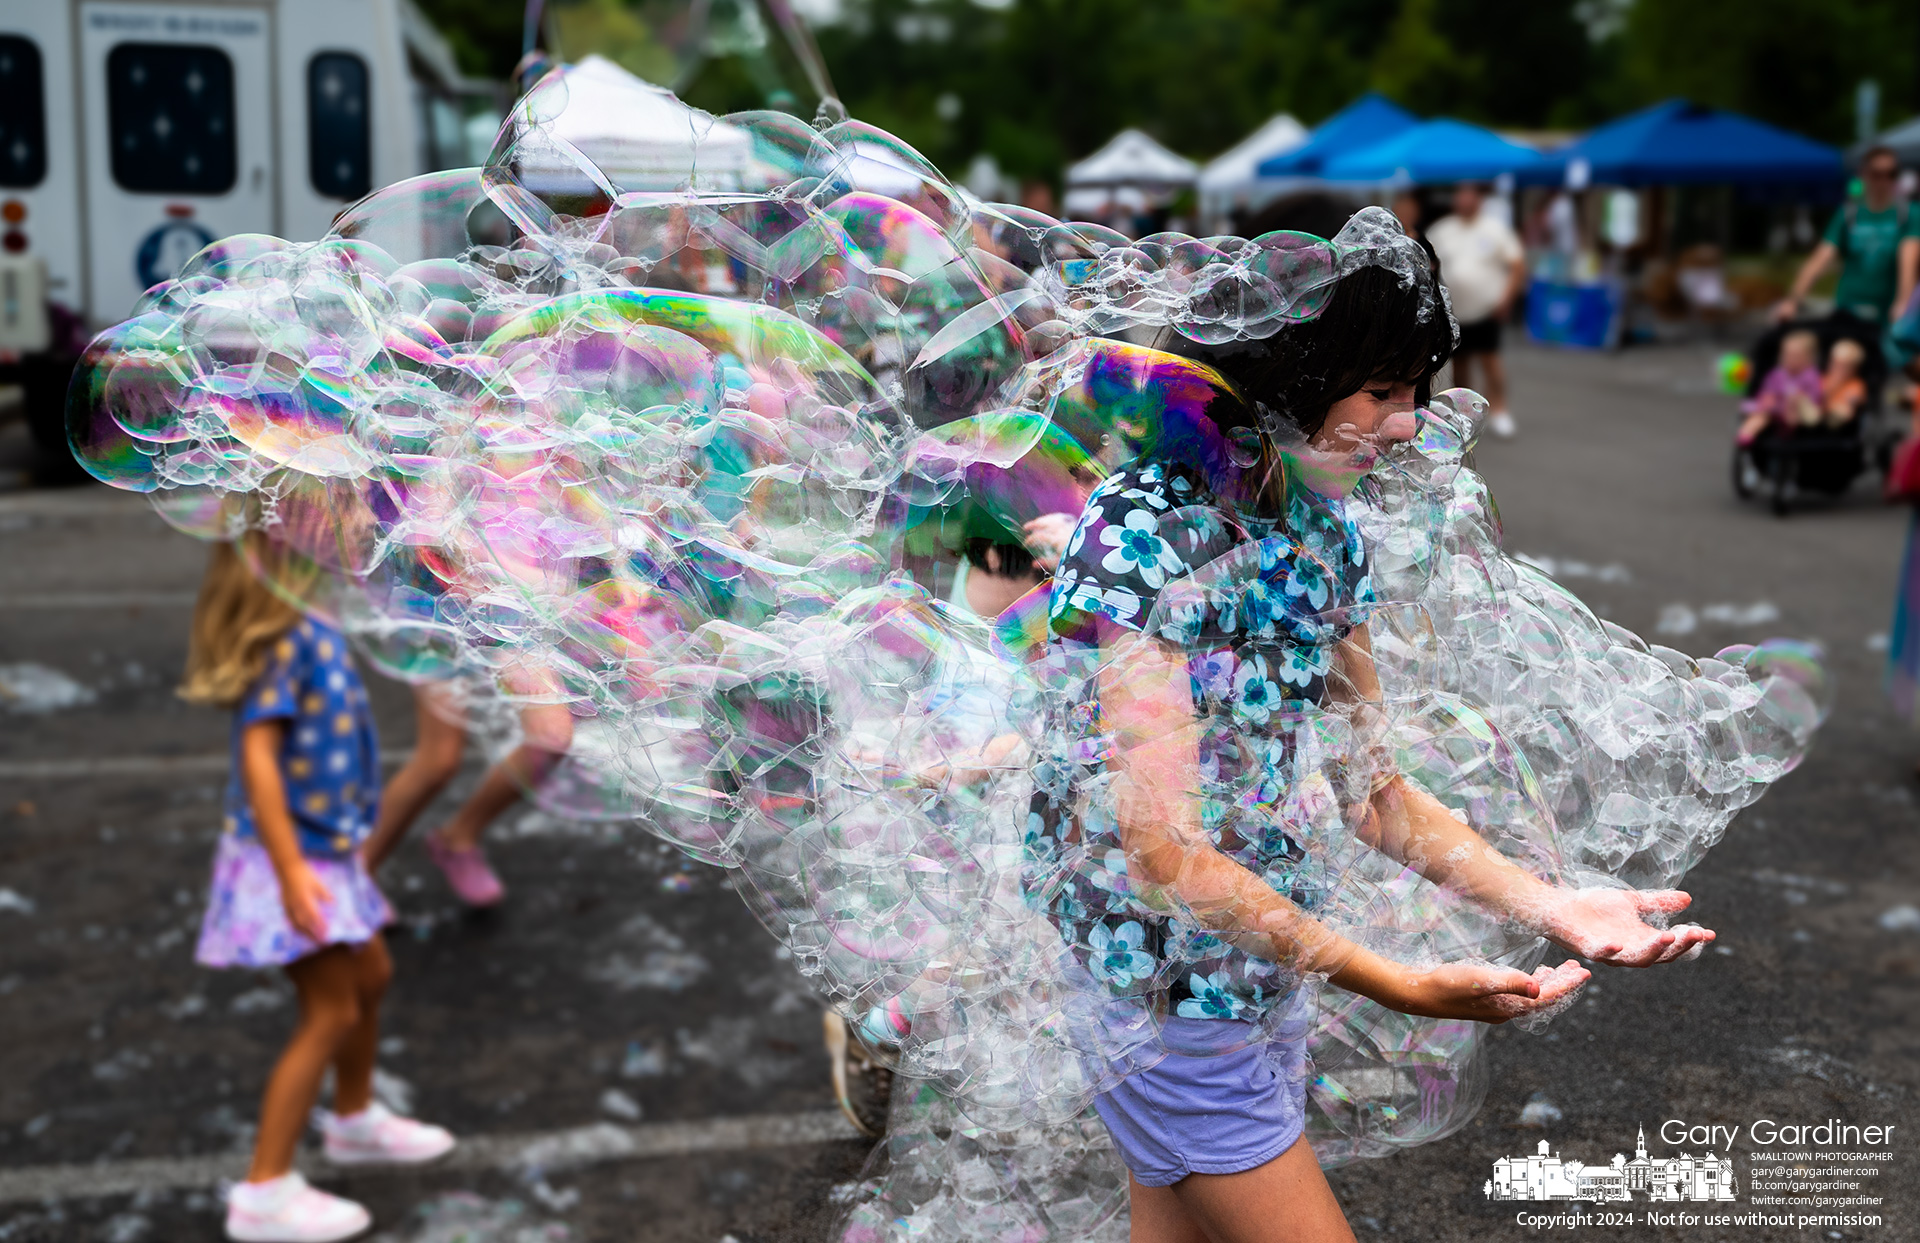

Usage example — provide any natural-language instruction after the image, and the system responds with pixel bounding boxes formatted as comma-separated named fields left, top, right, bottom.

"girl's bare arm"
left=241, top=720, right=331, bottom=940
left=1098, top=627, right=1575, bottom=1021
left=1335, top=627, right=1712, bottom=966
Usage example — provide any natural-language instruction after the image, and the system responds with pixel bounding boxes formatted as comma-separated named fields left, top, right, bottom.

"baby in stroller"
left=1736, top=330, right=1866, bottom=444
left=1732, top=320, right=1889, bottom=513
left=1823, top=340, right=1870, bottom=426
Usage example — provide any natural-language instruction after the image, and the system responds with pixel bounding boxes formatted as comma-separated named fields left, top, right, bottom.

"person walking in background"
left=1428, top=182, right=1526, bottom=438
left=1775, top=145, right=1920, bottom=331
left=180, top=535, right=455, bottom=1242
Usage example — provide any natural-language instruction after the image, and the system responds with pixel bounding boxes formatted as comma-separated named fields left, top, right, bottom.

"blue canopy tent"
left=1317, top=118, right=1550, bottom=184
left=1519, top=103, right=1842, bottom=350
left=1255, top=93, right=1418, bottom=177
left=1524, top=100, right=1844, bottom=187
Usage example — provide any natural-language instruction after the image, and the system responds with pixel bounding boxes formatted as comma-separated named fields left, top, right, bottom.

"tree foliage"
left=1608, top=0, right=1917, bottom=144
left=418, top=0, right=1918, bottom=183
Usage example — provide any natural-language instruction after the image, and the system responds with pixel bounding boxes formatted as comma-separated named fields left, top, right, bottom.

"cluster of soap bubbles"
left=70, top=63, right=1828, bottom=1242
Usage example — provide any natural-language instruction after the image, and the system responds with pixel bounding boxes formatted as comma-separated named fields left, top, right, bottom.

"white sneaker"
left=1488, top=411, right=1518, bottom=438
left=225, top=1172, right=370, bottom=1243
left=319, top=1102, right=456, bottom=1166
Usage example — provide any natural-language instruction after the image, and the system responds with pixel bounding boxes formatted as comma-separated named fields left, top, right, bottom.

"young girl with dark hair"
left=1032, top=220, right=1712, bottom=1243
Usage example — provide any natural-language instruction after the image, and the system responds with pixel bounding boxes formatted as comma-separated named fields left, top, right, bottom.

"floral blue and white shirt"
left=223, top=618, right=382, bottom=860
left=1024, top=459, right=1374, bottom=1022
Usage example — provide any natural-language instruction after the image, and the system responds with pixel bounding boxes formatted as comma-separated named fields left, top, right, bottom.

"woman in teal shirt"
left=1776, top=145, right=1920, bottom=326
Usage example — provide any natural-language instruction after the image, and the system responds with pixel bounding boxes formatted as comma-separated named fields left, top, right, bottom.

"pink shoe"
left=319, top=1102, right=456, bottom=1166
left=426, top=833, right=504, bottom=906
left=225, top=1172, right=369, bottom=1242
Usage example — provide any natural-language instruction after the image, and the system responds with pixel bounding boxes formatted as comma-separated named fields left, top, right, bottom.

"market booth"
left=1522, top=100, right=1845, bottom=348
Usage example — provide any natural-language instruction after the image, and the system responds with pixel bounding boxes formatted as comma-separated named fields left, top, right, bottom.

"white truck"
left=0, top=0, right=499, bottom=477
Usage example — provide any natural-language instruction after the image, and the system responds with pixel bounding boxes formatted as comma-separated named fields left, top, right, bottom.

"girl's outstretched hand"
left=1382, top=959, right=1590, bottom=1024
left=276, top=861, right=333, bottom=943
left=1532, top=886, right=1714, bottom=966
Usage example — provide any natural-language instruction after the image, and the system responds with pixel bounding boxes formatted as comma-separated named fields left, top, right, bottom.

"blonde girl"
left=183, top=534, right=454, bottom=1243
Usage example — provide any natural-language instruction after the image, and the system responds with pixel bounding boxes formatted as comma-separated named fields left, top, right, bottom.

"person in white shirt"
left=1427, top=182, right=1526, bottom=437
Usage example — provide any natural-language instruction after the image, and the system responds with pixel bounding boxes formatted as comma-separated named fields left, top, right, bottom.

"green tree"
left=400, top=0, right=1919, bottom=189
left=1432, top=0, right=1599, bottom=129
left=411, top=0, right=528, bottom=79
left=1370, top=0, right=1478, bottom=116
left=1609, top=0, right=1918, bottom=142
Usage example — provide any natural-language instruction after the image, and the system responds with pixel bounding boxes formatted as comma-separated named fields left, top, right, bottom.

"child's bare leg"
left=435, top=706, right=572, bottom=851
left=329, top=935, right=393, bottom=1117
left=1165, top=1137, right=1356, bottom=1243
left=363, top=689, right=466, bottom=869
left=1127, top=1177, right=1211, bottom=1243
left=434, top=747, right=558, bottom=849
left=249, top=946, right=364, bottom=1181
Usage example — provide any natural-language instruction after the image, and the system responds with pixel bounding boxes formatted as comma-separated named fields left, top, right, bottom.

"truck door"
left=0, top=3, right=82, bottom=330
left=78, top=2, right=273, bottom=323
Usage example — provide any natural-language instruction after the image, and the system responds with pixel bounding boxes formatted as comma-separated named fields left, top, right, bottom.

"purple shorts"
left=1092, top=1017, right=1308, bottom=1187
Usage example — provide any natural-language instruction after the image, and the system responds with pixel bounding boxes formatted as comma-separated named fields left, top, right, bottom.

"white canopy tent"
left=1066, top=128, right=1200, bottom=188
left=512, top=54, right=759, bottom=193
left=1063, top=128, right=1198, bottom=220
left=1860, top=114, right=1920, bottom=168
left=1196, top=113, right=1312, bottom=229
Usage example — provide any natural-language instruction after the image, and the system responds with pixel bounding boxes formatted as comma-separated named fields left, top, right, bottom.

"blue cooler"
left=1526, top=278, right=1620, bottom=349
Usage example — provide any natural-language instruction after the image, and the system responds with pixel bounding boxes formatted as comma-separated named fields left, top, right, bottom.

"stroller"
left=1731, top=316, right=1894, bottom=516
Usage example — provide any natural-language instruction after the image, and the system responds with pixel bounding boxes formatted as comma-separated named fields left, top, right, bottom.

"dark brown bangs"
left=1164, top=260, right=1457, bottom=439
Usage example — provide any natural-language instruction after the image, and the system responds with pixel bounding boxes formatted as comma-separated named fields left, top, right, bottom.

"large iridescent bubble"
left=71, top=62, right=1829, bottom=1242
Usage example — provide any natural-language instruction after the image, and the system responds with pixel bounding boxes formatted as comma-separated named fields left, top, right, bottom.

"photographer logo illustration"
left=1487, top=1125, right=1736, bottom=1203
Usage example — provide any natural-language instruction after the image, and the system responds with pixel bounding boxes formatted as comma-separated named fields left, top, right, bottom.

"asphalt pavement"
left=2, top=340, right=1917, bottom=1242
